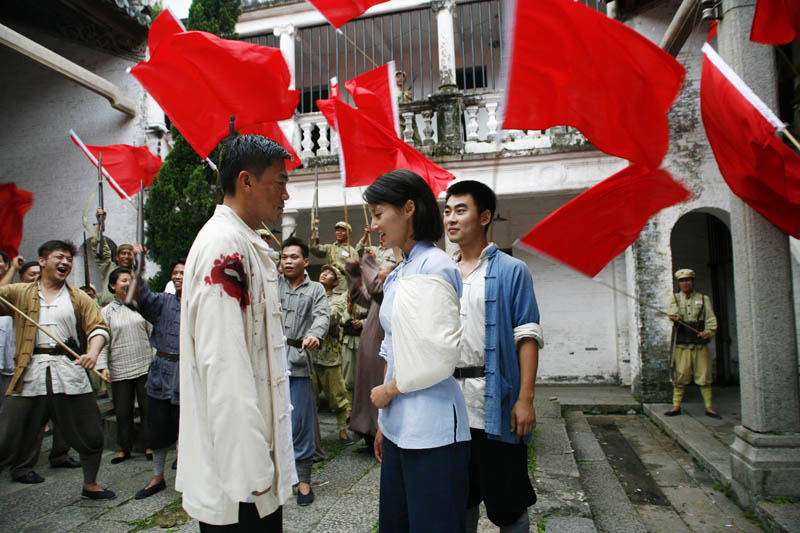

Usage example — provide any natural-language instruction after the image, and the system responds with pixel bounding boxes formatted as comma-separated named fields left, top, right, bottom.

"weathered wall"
left=0, top=22, right=159, bottom=286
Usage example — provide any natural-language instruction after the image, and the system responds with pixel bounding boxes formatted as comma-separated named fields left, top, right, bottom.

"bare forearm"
left=518, top=339, right=539, bottom=402
left=87, top=334, right=106, bottom=357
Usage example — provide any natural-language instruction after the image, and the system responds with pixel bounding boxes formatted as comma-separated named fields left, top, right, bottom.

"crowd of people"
left=0, top=134, right=552, bottom=532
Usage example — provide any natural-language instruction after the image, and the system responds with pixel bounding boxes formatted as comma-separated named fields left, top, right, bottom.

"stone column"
left=719, top=0, right=800, bottom=502
left=432, top=0, right=457, bottom=89
left=274, top=24, right=299, bottom=156
left=282, top=209, right=298, bottom=241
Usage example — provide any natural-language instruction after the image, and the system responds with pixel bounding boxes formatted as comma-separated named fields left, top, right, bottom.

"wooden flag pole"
left=360, top=188, right=372, bottom=248
left=780, top=128, right=800, bottom=154
left=0, top=295, right=110, bottom=383
left=343, top=186, right=351, bottom=248
left=260, top=222, right=280, bottom=245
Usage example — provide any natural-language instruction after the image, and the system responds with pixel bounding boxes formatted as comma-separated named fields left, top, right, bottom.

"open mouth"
left=56, top=265, right=69, bottom=275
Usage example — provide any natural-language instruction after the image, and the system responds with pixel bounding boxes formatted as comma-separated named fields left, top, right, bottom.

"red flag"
left=70, top=131, right=161, bottom=199
left=148, top=8, right=185, bottom=54
left=131, top=31, right=299, bottom=159
left=0, top=183, right=34, bottom=259
left=750, top=0, right=800, bottom=45
left=239, top=122, right=302, bottom=171
left=318, top=94, right=454, bottom=196
left=701, top=43, right=800, bottom=237
left=307, top=0, right=389, bottom=28
left=344, top=61, right=399, bottom=134
left=516, top=164, right=690, bottom=277
left=502, top=0, right=685, bottom=170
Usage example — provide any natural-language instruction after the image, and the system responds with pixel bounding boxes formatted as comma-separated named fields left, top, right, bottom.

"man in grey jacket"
left=279, top=237, right=329, bottom=507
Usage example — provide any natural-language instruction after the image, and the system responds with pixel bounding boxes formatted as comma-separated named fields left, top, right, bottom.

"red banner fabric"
left=148, top=8, right=185, bottom=54
left=239, top=122, right=302, bottom=171
left=516, top=165, right=690, bottom=277
left=131, top=31, right=299, bottom=158
left=343, top=61, right=399, bottom=133
left=0, top=183, right=34, bottom=259
left=750, top=0, right=800, bottom=45
left=502, top=0, right=685, bottom=169
left=78, top=143, right=162, bottom=199
left=701, top=47, right=800, bottom=237
left=318, top=95, right=454, bottom=196
left=307, top=0, right=390, bottom=28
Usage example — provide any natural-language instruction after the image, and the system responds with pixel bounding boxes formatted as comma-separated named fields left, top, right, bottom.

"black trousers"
left=0, top=369, right=104, bottom=484
left=147, top=395, right=179, bottom=450
left=199, top=503, right=282, bottom=532
left=111, top=374, right=149, bottom=453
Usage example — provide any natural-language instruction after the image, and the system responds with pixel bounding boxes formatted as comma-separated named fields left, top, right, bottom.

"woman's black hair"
left=108, top=267, right=133, bottom=293
left=363, top=169, right=444, bottom=242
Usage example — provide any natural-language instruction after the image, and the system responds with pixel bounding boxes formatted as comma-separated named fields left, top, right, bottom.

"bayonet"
left=82, top=232, right=91, bottom=288
left=96, top=152, right=105, bottom=256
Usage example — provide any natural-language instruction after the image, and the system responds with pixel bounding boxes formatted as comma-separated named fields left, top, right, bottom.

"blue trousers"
left=289, top=376, right=315, bottom=461
left=379, top=437, right=469, bottom=533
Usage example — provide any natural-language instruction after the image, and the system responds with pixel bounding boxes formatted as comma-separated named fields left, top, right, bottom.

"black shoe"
left=664, top=407, right=682, bottom=416
left=339, top=436, right=355, bottom=445
left=13, top=471, right=44, bottom=484
left=110, top=452, right=131, bottom=465
left=355, top=445, right=374, bottom=454
left=297, top=487, right=314, bottom=506
left=145, top=452, right=153, bottom=461
left=81, top=488, right=116, bottom=500
left=134, top=480, right=166, bottom=500
left=705, top=410, right=722, bottom=419
left=172, top=459, right=177, bottom=470
left=50, top=457, right=81, bottom=469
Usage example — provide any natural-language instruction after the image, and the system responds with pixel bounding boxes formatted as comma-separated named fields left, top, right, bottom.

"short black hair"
left=19, top=261, right=39, bottom=279
left=363, top=169, right=444, bottom=242
left=108, top=267, right=133, bottom=292
left=445, top=180, right=497, bottom=234
left=281, top=236, right=309, bottom=259
left=219, top=135, right=291, bottom=195
left=170, top=258, right=186, bottom=275
left=38, top=240, right=77, bottom=260
left=0, top=251, right=8, bottom=264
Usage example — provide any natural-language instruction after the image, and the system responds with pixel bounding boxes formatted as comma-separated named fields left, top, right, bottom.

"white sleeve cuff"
left=88, top=329, right=110, bottom=343
left=514, top=322, right=544, bottom=349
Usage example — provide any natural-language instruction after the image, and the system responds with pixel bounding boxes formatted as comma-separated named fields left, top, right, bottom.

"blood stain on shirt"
left=204, top=253, right=250, bottom=310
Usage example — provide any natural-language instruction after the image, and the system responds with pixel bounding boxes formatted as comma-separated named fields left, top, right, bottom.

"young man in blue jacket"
left=444, top=181, right=544, bottom=533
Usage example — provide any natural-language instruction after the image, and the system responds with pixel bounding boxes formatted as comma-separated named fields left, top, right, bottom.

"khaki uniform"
left=668, top=290, right=717, bottom=406
left=356, top=241, right=396, bottom=265
left=310, top=239, right=357, bottom=296
left=312, top=290, right=351, bottom=430
left=341, top=300, right=368, bottom=403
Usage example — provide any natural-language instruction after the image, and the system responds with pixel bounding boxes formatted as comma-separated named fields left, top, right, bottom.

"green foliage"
left=143, top=0, right=242, bottom=288
left=187, top=0, right=242, bottom=37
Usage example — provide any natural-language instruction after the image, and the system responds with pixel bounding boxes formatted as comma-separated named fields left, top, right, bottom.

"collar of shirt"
left=215, top=204, right=274, bottom=253
left=402, top=240, right=433, bottom=264
left=453, top=243, right=494, bottom=276
left=281, top=272, right=311, bottom=291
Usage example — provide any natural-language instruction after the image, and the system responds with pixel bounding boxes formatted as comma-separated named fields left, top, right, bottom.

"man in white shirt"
left=179, top=135, right=296, bottom=530
left=444, top=182, right=543, bottom=533
left=0, top=240, right=114, bottom=499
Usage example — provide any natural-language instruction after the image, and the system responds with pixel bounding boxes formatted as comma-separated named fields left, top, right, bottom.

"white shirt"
left=21, top=284, right=108, bottom=397
left=454, top=245, right=491, bottom=430
left=178, top=204, right=296, bottom=525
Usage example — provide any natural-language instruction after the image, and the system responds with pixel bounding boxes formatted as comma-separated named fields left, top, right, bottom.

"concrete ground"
left=0, top=385, right=790, bottom=532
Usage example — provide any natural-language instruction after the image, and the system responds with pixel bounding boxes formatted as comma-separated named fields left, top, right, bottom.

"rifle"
left=96, top=153, right=105, bottom=256
left=310, top=167, right=319, bottom=236
left=82, top=232, right=91, bottom=288
left=125, top=181, right=145, bottom=306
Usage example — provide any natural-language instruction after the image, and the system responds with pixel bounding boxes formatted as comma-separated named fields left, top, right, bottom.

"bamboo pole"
left=0, top=295, right=110, bottom=383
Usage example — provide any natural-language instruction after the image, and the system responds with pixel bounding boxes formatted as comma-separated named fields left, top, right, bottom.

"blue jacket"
left=484, top=244, right=541, bottom=444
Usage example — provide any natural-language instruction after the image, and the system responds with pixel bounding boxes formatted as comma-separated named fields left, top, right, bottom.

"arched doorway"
left=670, top=211, right=738, bottom=385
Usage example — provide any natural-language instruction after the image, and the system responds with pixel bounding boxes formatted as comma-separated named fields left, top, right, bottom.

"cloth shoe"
left=297, top=487, right=315, bottom=506
left=135, top=480, right=166, bottom=500
left=664, top=407, right=682, bottom=416
left=13, top=471, right=44, bottom=484
left=705, top=410, right=722, bottom=419
left=110, top=452, right=131, bottom=465
left=81, top=488, right=116, bottom=500
left=51, top=457, right=81, bottom=468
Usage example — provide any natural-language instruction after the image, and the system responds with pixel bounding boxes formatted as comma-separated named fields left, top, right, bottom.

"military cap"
left=117, top=243, right=134, bottom=253
left=335, top=221, right=352, bottom=232
left=675, top=268, right=695, bottom=280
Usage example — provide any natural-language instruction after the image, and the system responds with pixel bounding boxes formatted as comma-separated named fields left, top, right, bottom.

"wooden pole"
left=780, top=128, right=800, bottom=153
left=0, top=295, right=110, bottom=383
left=360, top=188, right=372, bottom=248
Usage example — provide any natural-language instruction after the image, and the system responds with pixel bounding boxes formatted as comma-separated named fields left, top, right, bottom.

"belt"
left=156, top=351, right=179, bottom=361
left=286, top=338, right=303, bottom=349
left=453, top=366, right=485, bottom=379
left=34, top=346, right=69, bottom=356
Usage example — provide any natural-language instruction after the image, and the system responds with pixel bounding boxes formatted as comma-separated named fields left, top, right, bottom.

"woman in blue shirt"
left=365, top=170, right=470, bottom=532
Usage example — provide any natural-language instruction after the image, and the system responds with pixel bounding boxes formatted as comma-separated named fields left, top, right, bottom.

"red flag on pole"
left=131, top=31, right=299, bottom=159
left=0, top=183, right=34, bottom=259
left=750, top=0, right=800, bottom=45
left=344, top=61, right=399, bottom=134
left=239, top=121, right=302, bottom=171
left=147, top=8, right=185, bottom=54
left=502, top=0, right=685, bottom=169
left=701, top=43, right=800, bottom=237
left=515, top=164, right=690, bottom=277
left=70, top=130, right=161, bottom=199
left=307, top=0, right=389, bottom=28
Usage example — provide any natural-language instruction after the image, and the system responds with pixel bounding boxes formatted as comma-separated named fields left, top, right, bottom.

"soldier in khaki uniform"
left=340, top=296, right=368, bottom=405
left=313, top=264, right=353, bottom=443
left=355, top=224, right=397, bottom=265
left=310, top=221, right=358, bottom=271
left=665, top=268, right=721, bottom=419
